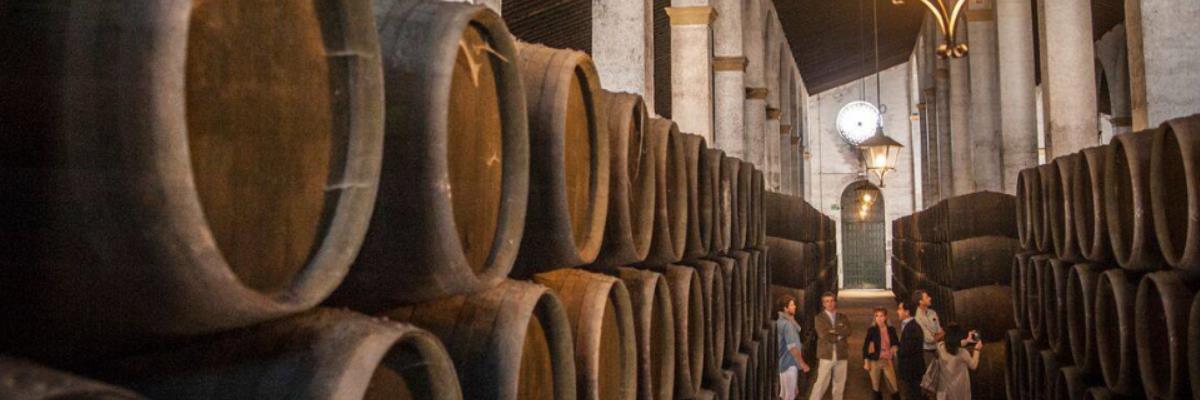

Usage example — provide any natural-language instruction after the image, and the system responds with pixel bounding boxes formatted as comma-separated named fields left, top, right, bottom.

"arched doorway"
left=840, top=180, right=886, bottom=289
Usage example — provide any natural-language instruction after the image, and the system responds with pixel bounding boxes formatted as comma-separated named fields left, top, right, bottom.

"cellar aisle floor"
left=802, top=290, right=903, bottom=400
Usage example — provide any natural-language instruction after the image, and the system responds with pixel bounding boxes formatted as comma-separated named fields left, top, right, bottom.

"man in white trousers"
left=776, top=293, right=811, bottom=399
left=808, top=292, right=850, bottom=400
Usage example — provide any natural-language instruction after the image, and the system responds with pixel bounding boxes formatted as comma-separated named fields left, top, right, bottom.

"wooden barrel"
left=703, top=370, right=736, bottom=400
left=1052, top=154, right=1083, bottom=261
left=1035, top=164, right=1059, bottom=253
left=99, top=308, right=462, bottom=400
left=1189, top=291, right=1200, bottom=400
left=764, top=192, right=817, bottom=243
left=744, top=250, right=761, bottom=337
left=1133, top=270, right=1196, bottom=400
left=513, top=42, right=610, bottom=275
left=591, top=91, right=655, bottom=269
left=0, top=357, right=144, bottom=399
left=1054, top=366, right=1089, bottom=400
left=617, top=267, right=676, bottom=400
left=729, top=250, right=755, bottom=346
left=1026, top=255, right=1050, bottom=341
left=1094, top=269, right=1143, bottom=395
left=1024, top=339, right=1048, bottom=400
left=383, top=280, right=576, bottom=400
left=1073, top=145, right=1112, bottom=263
left=1066, top=263, right=1106, bottom=376
left=329, top=0, right=527, bottom=312
left=714, top=255, right=746, bottom=359
left=1039, top=350, right=1062, bottom=400
left=1018, top=168, right=1043, bottom=250
left=723, top=159, right=747, bottom=250
left=727, top=353, right=749, bottom=400
left=916, top=236, right=1020, bottom=289
left=1012, top=254, right=1031, bottom=330
left=682, top=134, right=714, bottom=260
left=0, top=0, right=386, bottom=364
left=1105, top=129, right=1163, bottom=271
left=705, top=149, right=731, bottom=255
left=664, top=265, right=706, bottom=399
left=766, top=237, right=808, bottom=288
left=737, top=161, right=754, bottom=249
left=1042, top=258, right=1073, bottom=359
left=688, top=259, right=728, bottom=378
left=915, top=191, right=1017, bottom=242
left=1150, top=114, right=1200, bottom=271
left=972, top=341, right=1007, bottom=400
left=640, top=118, right=688, bottom=266
left=534, top=269, right=637, bottom=400
left=1006, top=330, right=1030, bottom=400
left=749, top=169, right=765, bottom=248
left=944, top=285, right=1015, bottom=342
left=1085, top=387, right=1132, bottom=400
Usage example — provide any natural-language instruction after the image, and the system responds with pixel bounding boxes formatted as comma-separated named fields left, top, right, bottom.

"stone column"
left=967, top=3, right=1002, bottom=192
left=1125, top=0, right=1200, bottom=130
left=1037, top=0, right=1098, bottom=159
left=996, top=0, right=1038, bottom=193
left=1095, top=25, right=1132, bottom=135
left=780, top=123, right=792, bottom=193
left=711, top=0, right=745, bottom=158
left=666, top=6, right=716, bottom=143
left=742, top=0, right=765, bottom=166
left=934, top=30, right=954, bottom=200
left=593, top=0, right=654, bottom=96
left=949, top=24, right=975, bottom=196
left=765, top=106, right=781, bottom=190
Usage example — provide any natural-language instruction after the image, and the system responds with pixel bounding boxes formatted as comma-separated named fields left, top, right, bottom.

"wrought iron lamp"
left=858, top=127, right=903, bottom=187
left=892, top=0, right=969, bottom=58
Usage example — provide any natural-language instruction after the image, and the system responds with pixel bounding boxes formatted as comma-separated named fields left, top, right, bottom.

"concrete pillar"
left=966, top=2, right=1002, bottom=192
left=742, top=0, right=765, bottom=167
left=667, top=6, right=716, bottom=143
left=711, top=0, right=745, bottom=158
left=778, top=50, right=793, bottom=194
left=949, top=23, right=974, bottom=195
left=996, top=0, right=1038, bottom=193
left=764, top=20, right=782, bottom=189
left=1095, top=25, right=1132, bottom=135
left=593, top=0, right=654, bottom=96
left=1126, top=0, right=1200, bottom=130
left=1037, top=0, right=1098, bottom=159
left=934, top=31, right=953, bottom=200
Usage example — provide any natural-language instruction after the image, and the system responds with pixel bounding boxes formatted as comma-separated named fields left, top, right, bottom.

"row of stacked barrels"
left=890, top=191, right=1018, bottom=400
left=1004, top=113, right=1200, bottom=400
left=0, top=1, right=786, bottom=399
left=762, top=191, right=839, bottom=365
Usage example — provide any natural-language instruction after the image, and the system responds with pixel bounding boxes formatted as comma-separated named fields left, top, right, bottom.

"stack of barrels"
left=0, top=1, right=779, bottom=400
left=764, top=191, right=838, bottom=362
left=891, top=191, right=1017, bottom=400
left=1006, top=113, right=1200, bottom=400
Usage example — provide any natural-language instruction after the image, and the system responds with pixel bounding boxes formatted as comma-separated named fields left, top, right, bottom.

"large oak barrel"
left=513, top=42, right=610, bottom=275
left=617, top=268, right=676, bottom=400
left=1094, top=269, right=1143, bottom=395
left=328, top=0, right=527, bottom=312
left=944, top=285, right=1015, bottom=342
left=1073, top=145, right=1112, bottom=263
left=1026, top=255, right=1050, bottom=341
left=916, top=236, right=1019, bottom=289
left=1066, top=263, right=1106, bottom=376
left=1039, top=350, right=1062, bottom=400
left=1006, top=330, right=1030, bottom=400
left=665, top=265, right=707, bottom=398
left=0, top=357, right=144, bottom=399
left=1042, top=258, right=1073, bottom=358
left=689, top=259, right=728, bottom=377
left=715, top=255, right=747, bottom=359
left=682, top=134, right=715, bottom=260
left=1189, top=291, right=1200, bottom=400
left=766, top=237, right=809, bottom=288
left=916, top=191, right=1017, bottom=242
left=0, top=0, right=383, bottom=364
left=764, top=192, right=814, bottom=243
left=730, top=250, right=755, bottom=345
left=1013, top=253, right=1033, bottom=330
left=1085, top=387, right=1132, bottom=400
left=1150, top=114, right=1200, bottom=271
left=736, top=162, right=754, bottom=249
left=972, top=341, right=1008, bottom=400
left=1052, top=154, right=1083, bottom=261
left=640, top=118, right=688, bottom=266
left=1018, top=168, right=1043, bottom=250
left=1025, top=339, right=1048, bottom=400
left=1105, top=129, right=1163, bottom=271
left=705, top=149, right=731, bottom=255
left=723, top=159, right=747, bottom=250
left=98, top=308, right=461, bottom=400
left=1054, top=366, right=1089, bottom=400
left=1035, top=164, right=1059, bottom=253
left=534, top=269, right=637, bottom=400
left=1134, top=270, right=1196, bottom=400
left=591, top=91, right=655, bottom=269
left=383, top=280, right=576, bottom=400
left=749, top=169, right=765, bottom=247
left=704, top=370, right=737, bottom=400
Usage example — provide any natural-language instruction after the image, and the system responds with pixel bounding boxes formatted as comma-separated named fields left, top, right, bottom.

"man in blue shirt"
left=776, top=293, right=811, bottom=400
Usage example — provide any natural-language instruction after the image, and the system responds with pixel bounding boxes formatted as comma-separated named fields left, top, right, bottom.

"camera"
left=967, top=330, right=980, bottom=343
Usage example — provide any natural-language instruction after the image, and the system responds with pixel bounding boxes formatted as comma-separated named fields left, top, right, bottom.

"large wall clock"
left=836, top=101, right=880, bottom=145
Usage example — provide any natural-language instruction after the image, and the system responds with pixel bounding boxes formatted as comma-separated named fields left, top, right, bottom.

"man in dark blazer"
left=896, top=299, right=927, bottom=400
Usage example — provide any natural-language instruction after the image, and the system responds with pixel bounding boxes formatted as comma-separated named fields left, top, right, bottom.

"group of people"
left=775, top=290, right=985, bottom=400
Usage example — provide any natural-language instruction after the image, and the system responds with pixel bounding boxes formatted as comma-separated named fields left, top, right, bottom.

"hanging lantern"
left=856, top=187, right=877, bottom=207
left=892, top=0, right=969, bottom=58
left=858, top=127, right=904, bottom=187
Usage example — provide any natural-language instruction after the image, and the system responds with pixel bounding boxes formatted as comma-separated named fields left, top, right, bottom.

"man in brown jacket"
left=807, top=292, right=851, bottom=400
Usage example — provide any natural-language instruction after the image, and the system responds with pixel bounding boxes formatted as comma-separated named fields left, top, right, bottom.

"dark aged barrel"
left=1025, top=339, right=1047, bottom=400
left=1134, top=270, right=1196, bottom=400
left=1150, top=114, right=1200, bottom=271
left=1066, top=263, right=1106, bottom=375
left=749, top=169, right=765, bottom=247
left=1073, top=145, right=1112, bottom=263
left=1006, top=330, right=1029, bottom=400
left=945, top=285, right=1015, bottom=342
left=730, top=250, right=755, bottom=344
left=1094, top=269, right=1143, bottom=395
left=1013, top=253, right=1032, bottom=330
left=1085, top=387, right=1132, bottom=400
left=1035, top=164, right=1058, bottom=253
left=617, top=268, right=676, bottom=400
left=728, top=354, right=749, bottom=400
left=383, top=280, right=576, bottom=400
left=1190, top=292, right=1200, bottom=400
left=513, top=42, right=610, bottom=275
left=737, top=162, right=754, bottom=249
left=1052, top=154, right=1083, bottom=261
left=0, top=0, right=383, bottom=364
left=0, top=357, right=145, bottom=399
left=1018, top=168, right=1043, bottom=250
left=1054, top=366, right=1089, bottom=400
left=683, top=134, right=714, bottom=260
left=916, top=236, right=1020, bottom=289
left=640, top=118, right=688, bottom=266
left=972, top=341, right=1007, bottom=400
left=328, top=0, right=527, bottom=312
left=915, top=191, right=1017, bottom=242
left=688, top=259, right=727, bottom=377
left=591, top=91, right=655, bottom=269
left=766, top=237, right=810, bottom=288
left=534, top=269, right=637, bottom=400
left=1105, top=129, right=1163, bottom=271
left=1039, top=350, right=1061, bottom=400
left=723, top=159, right=747, bottom=250
left=665, top=265, right=707, bottom=399
left=706, top=149, right=731, bottom=255
left=1026, top=255, right=1049, bottom=341
left=1042, top=258, right=1072, bottom=358
left=717, top=254, right=747, bottom=358
left=98, top=308, right=462, bottom=400
left=704, top=370, right=736, bottom=400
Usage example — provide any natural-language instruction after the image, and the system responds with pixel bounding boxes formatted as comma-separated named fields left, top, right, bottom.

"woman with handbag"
left=923, top=324, right=982, bottom=399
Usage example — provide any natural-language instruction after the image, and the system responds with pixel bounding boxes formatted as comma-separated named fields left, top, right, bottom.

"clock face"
left=836, top=101, right=880, bottom=145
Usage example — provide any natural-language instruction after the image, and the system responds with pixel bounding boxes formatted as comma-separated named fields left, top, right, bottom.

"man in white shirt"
left=912, top=290, right=944, bottom=366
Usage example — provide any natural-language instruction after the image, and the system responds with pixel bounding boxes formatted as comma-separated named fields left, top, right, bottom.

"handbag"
left=920, top=358, right=940, bottom=395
